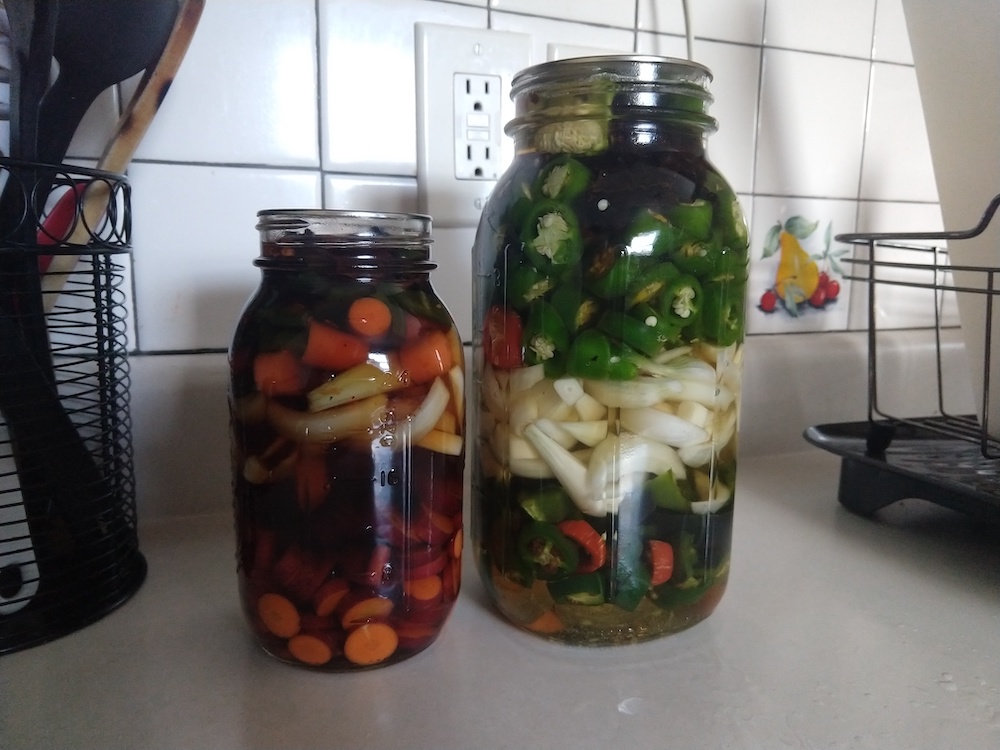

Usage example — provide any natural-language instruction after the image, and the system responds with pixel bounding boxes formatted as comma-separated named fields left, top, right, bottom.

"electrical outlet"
left=415, top=23, right=531, bottom=228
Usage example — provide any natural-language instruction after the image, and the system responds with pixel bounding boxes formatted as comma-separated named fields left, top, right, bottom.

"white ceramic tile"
left=872, top=0, right=912, bottom=64
left=764, top=0, right=876, bottom=58
left=755, top=49, right=870, bottom=199
left=849, top=200, right=955, bottom=331
left=860, top=63, right=937, bottom=203
left=428, top=226, right=477, bottom=342
left=546, top=42, right=633, bottom=61
left=634, top=31, right=688, bottom=60
left=491, top=12, right=634, bottom=64
left=638, top=0, right=766, bottom=46
left=323, top=174, right=418, bottom=213
left=675, top=38, right=761, bottom=195
left=747, top=195, right=857, bottom=334
left=321, top=0, right=487, bottom=176
left=128, top=0, right=319, bottom=168
left=128, top=163, right=322, bottom=352
left=490, top=0, right=636, bottom=29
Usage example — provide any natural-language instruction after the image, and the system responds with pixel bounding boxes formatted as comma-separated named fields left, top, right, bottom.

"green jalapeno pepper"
left=668, top=199, right=713, bottom=242
left=671, top=236, right=721, bottom=277
left=630, top=303, right=682, bottom=345
left=609, top=537, right=651, bottom=612
left=661, top=273, right=703, bottom=328
left=565, top=328, right=639, bottom=380
left=586, top=251, right=647, bottom=301
left=698, top=279, right=744, bottom=346
left=625, top=262, right=680, bottom=308
left=519, top=486, right=578, bottom=524
left=623, top=208, right=684, bottom=257
left=522, top=300, right=569, bottom=375
left=642, top=469, right=695, bottom=513
left=550, top=285, right=600, bottom=334
left=517, top=521, right=579, bottom=581
left=535, top=154, right=592, bottom=201
left=598, top=310, right=670, bottom=359
left=521, top=200, right=584, bottom=276
left=548, top=571, right=606, bottom=605
left=507, top=263, right=557, bottom=310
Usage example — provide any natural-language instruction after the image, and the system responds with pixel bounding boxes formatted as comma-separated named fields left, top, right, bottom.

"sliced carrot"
left=339, top=593, right=394, bottom=629
left=257, top=592, right=301, bottom=638
left=312, top=578, right=350, bottom=617
left=344, top=622, right=399, bottom=666
left=526, top=609, right=564, bottom=634
left=301, top=320, right=368, bottom=373
left=414, top=510, right=454, bottom=547
left=405, top=574, right=443, bottom=603
left=442, top=557, right=461, bottom=601
left=399, top=329, right=452, bottom=384
left=394, top=620, right=439, bottom=651
left=272, top=547, right=332, bottom=602
left=288, top=632, right=338, bottom=666
left=347, top=296, right=393, bottom=337
left=253, top=350, right=305, bottom=396
left=295, top=449, right=328, bottom=510
left=448, top=528, right=463, bottom=560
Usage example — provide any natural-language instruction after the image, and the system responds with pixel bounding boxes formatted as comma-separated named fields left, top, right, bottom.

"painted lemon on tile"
left=773, top=230, right=820, bottom=304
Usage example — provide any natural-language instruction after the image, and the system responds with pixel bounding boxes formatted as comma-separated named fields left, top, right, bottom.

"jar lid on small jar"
left=254, top=209, right=434, bottom=268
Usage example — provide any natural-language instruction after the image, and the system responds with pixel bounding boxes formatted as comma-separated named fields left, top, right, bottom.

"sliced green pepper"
left=598, top=310, right=669, bottom=359
left=660, top=273, right=703, bottom=328
left=668, top=199, right=713, bottom=242
left=586, top=252, right=647, bottom=301
left=671, top=236, right=720, bottom=277
left=519, top=486, right=578, bottom=524
left=609, top=537, right=650, bottom=612
left=517, top=521, right=579, bottom=581
left=623, top=208, right=684, bottom=258
left=625, top=262, right=680, bottom=308
left=565, top=329, right=639, bottom=381
left=642, top=469, right=695, bottom=513
left=521, top=200, right=584, bottom=276
left=550, top=285, right=600, bottom=334
left=390, top=288, right=453, bottom=329
left=631, top=303, right=682, bottom=345
left=507, top=263, right=556, bottom=310
left=522, top=300, right=569, bottom=374
left=548, top=571, right=606, bottom=605
left=698, top=280, right=744, bottom=347
left=535, top=155, right=592, bottom=201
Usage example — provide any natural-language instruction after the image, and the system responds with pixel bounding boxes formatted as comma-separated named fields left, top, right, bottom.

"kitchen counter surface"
left=4, top=450, right=999, bottom=749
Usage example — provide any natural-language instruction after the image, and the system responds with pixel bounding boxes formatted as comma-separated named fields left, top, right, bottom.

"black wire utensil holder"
left=804, top=194, right=1000, bottom=524
left=0, top=159, right=145, bottom=653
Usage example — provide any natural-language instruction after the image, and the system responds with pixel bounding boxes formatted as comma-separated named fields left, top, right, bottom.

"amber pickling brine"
left=230, top=210, right=464, bottom=669
left=471, top=57, right=748, bottom=644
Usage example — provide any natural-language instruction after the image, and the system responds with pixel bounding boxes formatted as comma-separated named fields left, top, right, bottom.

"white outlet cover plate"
left=415, top=23, right=532, bottom=228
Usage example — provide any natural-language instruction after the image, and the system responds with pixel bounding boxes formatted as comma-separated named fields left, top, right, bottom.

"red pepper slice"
left=646, top=539, right=674, bottom=586
left=483, top=305, right=523, bottom=369
left=557, top=520, right=606, bottom=573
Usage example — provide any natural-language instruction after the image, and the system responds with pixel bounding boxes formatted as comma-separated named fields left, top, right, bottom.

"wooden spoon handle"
left=41, top=0, right=205, bottom=309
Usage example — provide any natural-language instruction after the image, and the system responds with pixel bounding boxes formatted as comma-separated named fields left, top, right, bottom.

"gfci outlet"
left=415, top=23, right=531, bottom=228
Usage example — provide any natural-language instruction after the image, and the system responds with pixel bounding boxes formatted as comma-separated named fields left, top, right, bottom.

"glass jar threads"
left=471, top=56, right=748, bottom=644
left=230, top=210, right=465, bottom=669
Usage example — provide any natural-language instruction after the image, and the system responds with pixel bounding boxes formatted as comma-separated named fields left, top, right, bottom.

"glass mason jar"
left=230, top=210, right=465, bottom=669
left=471, top=56, right=748, bottom=644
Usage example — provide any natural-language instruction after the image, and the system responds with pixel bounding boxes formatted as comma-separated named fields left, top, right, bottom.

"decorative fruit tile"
left=747, top=196, right=858, bottom=334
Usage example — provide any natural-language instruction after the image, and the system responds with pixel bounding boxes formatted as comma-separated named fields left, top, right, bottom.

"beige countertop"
left=3, top=450, right=999, bottom=749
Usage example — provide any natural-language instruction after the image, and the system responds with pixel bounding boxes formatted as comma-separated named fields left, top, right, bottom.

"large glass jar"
left=230, top=210, right=465, bottom=669
left=471, top=56, right=748, bottom=644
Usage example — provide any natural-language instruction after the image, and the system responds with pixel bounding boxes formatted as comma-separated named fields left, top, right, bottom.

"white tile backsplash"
left=56, top=0, right=966, bottom=519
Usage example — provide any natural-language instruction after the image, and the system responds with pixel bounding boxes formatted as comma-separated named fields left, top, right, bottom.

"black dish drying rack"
left=804, top=194, right=1000, bottom=524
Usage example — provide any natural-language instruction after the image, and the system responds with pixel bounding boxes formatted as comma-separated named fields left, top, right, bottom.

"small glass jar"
left=230, top=210, right=465, bottom=669
left=471, top=56, right=748, bottom=644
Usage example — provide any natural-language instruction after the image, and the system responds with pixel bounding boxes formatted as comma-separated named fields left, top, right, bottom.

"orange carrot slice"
left=404, top=574, right=443, bottom=603
left=347, top=296, right=393, bottom=337
left=343, top=622, right=399, bottom=666
left=288, top=632, right=338, bottom=666
left=312, top=578, right=350, bottom=617
left=399, top=329, right=452, bottom=384
left=526, top=609, right=564, bottom=634
left=257, top=592, right=301, bottom=638
left=301, top=320, right=368, bottom=373
left=339, top=593, right=394, bottom=629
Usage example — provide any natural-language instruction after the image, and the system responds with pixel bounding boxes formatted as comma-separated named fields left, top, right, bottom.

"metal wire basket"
left=804, top=194, right=1000, bottom=523
left=0, top=159, right=145, bottom=653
